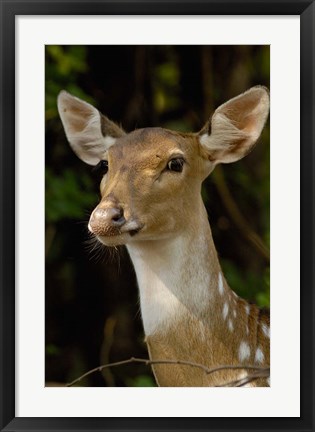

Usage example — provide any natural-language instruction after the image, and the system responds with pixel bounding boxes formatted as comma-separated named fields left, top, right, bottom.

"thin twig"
left=217, top=369, right=270, bottom=387
left=66, top=356, right=269, bottom=387
left=213, top=166, right=270, bottom=262
left=100, top=317, right=117, bottom=387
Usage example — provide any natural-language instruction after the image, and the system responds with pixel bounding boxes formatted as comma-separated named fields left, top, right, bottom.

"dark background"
left=45, top=45, right=270, bottom=387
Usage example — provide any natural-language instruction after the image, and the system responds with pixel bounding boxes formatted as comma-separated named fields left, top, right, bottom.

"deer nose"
left=89, top=206, right=126, bottom=234
left=93, top=207, right=125, bottom=226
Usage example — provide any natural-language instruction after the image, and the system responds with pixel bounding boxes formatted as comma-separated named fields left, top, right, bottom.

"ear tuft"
left=57, top=91, right=124, bottom=165
left=199, top=86, right=270, bottom=164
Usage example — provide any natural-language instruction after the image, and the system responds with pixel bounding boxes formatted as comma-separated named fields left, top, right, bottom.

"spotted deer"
left=57, top=86, right=270, bottom=387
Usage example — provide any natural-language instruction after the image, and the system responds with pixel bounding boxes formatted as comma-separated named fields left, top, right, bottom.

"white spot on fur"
left=245, top=304, right=250, bottom=315
left=228, top=319, right=234, bottom=332
left=261, top=323, right=270, bottom=338
left=255, top=347, right=265, bottom=364
left=218, top=272, right=224, bottom=295
left=239, top=341, right=251, bottom=362
left=238, top=371, right=247, bottom=380
left=222, top=303, right=229, bottom=320
left=233, top=309, right=237, bottom=318
left=236, top=371, right=253, bottom=387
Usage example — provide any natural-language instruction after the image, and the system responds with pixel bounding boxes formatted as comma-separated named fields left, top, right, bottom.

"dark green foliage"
left=46, top=168, right=96, bottom=222
left=45, top=45, right=270, bottom=387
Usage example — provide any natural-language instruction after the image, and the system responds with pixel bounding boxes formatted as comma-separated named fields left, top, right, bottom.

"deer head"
left=57, top=86, right=269, bottom=247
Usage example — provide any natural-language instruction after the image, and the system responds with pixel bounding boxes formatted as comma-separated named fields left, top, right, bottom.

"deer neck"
left=127, top=201, right=222, bottom=336
left=127, top=201, right=270, bottom=386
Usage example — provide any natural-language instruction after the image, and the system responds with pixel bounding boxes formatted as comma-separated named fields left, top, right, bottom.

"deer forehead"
left=106, top=127, right=197, bottom=169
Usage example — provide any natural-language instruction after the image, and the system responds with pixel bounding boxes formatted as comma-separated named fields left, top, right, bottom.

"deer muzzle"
left=89, top=206, right=126, bottom=236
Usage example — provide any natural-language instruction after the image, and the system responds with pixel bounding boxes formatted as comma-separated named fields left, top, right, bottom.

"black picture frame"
left=1, top=0, right=314, bottom=431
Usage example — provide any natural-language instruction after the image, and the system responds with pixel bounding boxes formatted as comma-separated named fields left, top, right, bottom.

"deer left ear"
left=199, top=86, right=270, bottom=164
left=57, top=91, right=125, bottom=165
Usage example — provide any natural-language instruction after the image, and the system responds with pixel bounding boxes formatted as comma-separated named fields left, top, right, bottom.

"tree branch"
left=213, top=165, right=270, bottom=262
left=218, top=369, right=270, bottom=387
left=66, top=356, right=270, bottom=387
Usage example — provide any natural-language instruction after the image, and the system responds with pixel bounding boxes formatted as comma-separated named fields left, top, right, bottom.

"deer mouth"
left=128, top=227, right=143, bottom=237
left=120, top=220, right=144, bottom=237
left=93, top=221, right=144, bottom=246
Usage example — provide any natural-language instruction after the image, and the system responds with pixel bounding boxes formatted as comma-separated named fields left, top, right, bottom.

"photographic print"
left=45, top=45, right=270, bottom=388
left=2, top=3, right=313, bottom=429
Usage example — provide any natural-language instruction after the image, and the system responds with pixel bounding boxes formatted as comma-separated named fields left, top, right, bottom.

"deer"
left=57, top=86, right=270, bottom=387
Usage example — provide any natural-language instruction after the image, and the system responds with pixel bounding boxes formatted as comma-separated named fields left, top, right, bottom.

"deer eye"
left=92, top=160, right=108, bottom=176
left=167, top=158, right=185, bottom=173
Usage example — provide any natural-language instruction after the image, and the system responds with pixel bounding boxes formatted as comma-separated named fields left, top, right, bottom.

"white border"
left=16, top=16, right=300, bottom=417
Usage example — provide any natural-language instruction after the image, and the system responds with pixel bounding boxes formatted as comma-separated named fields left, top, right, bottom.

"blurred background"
left=45, top=45, right=270, bottom=387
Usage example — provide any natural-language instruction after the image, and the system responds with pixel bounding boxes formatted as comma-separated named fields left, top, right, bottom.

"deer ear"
left=57, top=91, right=125, bottom=165
left=199, top=86, right=269, bottom=164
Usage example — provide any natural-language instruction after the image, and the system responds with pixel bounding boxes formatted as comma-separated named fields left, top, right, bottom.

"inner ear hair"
left=57, top=91, right=126, bottom=165
left=100, top=114, right=125, bottom=139
left=199, top=86, right=270, bottom=164
left=201, top=112, right=249, bottom=151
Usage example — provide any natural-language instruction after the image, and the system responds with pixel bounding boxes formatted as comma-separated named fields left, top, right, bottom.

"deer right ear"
left=199, top=86, right=270, bottom=165
left=57, top=91, right=125, bottom=165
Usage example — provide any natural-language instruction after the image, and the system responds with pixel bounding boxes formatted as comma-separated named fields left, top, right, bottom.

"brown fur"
left=146, top=299, right=270, bottom=387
